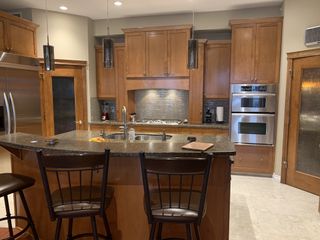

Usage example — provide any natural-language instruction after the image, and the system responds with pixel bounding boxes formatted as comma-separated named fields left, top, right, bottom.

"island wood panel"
left=89, top=123, right=229, bottom=136
left=146, top=31, right=168, bottom=77
left=10, top=150, right=232, bottom=240
left=205, top=41, right=231, bottom=99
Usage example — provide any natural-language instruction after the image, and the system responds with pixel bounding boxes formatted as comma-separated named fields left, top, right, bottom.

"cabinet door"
left=205, top=41, right=231, bottom=99
left=125, top=32, right=146, bottom=78
left=146, top=31, right=168, bottom=77
left=232, top=145, right=274, bottom=174
left=7, top=21, right=37, bottom=57
left=168, top=29, right=190, bottom=77
left=0, top=18, right=6, bottom=51
left=230, top=24, right=255, bottom=83
left=95, top=48, right=116, bottom=98
left=254, top=22, right=282, bottom=83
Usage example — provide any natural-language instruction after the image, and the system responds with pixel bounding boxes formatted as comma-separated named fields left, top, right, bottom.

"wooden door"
left=7, top=21, right=37, bottom=57
left=41, top=60, right=88, bottom=137
left=204, top=41, right=231, bottom=99
left=95, top=47, right=116, bottom=98
left=230, top=24, right=255, bottom=83
left=254, top=22, right=282, bottom=83
left=125, top=32, right=146, bottom=77
left=285, top=54, right=320, bottom=195
left=146, top=31, right=168, bottom=77
left=0, top=17, right=6, bottom=51
left=168, top=29, right=190, bottom=77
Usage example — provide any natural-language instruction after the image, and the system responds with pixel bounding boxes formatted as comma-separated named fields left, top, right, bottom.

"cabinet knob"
left=75, top=120, right=83, bottom=125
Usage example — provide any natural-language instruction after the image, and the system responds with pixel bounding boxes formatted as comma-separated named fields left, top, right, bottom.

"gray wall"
left=94, top=6, right=282, bottom=36
left=274, top=0, right=320, bottom=176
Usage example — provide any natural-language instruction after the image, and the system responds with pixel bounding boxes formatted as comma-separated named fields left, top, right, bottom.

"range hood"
left=0, top=51, right=40, bottom=71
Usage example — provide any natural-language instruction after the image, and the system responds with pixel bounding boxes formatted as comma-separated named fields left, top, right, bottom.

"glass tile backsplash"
left=135, top=89, right=188, bottom=121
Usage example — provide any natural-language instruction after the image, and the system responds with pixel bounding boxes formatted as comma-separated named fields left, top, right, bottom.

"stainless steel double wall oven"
left=231, top=84, right=276, bottom=145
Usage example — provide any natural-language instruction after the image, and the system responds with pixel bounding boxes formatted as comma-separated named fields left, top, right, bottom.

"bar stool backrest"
left=36, top=149, right=110, bottom=220
left=140, top=152, right=212, bottom=224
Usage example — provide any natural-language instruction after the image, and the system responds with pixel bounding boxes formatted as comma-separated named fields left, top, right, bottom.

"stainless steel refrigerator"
left=0, top=51, right=42, bottom=136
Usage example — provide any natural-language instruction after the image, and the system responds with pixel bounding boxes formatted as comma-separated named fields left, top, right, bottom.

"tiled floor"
left=230, top=175, right=320, bottom=240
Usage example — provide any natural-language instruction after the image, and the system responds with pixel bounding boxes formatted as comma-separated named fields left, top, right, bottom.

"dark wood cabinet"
left=230, top=17, right=282, bottom=84
left=0, top=11, right=38, bottom=57
left=204, top=41, right=231, bottom=99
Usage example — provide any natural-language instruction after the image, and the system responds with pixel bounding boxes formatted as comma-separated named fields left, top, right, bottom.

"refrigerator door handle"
left=9, top=92, right=16, bottom=133
left=3, top=92, right=11, bottom=134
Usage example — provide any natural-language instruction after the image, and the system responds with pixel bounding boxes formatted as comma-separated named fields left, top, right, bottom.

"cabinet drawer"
left=232, top=144, right=274, bottom=175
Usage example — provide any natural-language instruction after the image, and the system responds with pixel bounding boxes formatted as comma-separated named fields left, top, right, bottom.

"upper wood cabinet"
left=0, top=11, right=38, bottom=57
left=95, top=46, right=116, bottom=98
left=124, top=25, right=191, bottom=78
left=230, top=17, right=282, bottom=84
left=204, top=41, right=231, bottom=99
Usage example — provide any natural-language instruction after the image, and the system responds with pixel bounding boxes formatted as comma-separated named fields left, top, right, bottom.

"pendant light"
left=103, top=0, right=114, bottom=68
left=187, top=10, right=198, bottom=69
left=43, top=0, right=55, bottom=71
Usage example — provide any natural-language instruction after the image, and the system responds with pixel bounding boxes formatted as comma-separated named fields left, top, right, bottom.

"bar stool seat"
left=0, top=173, right=39, bottom=240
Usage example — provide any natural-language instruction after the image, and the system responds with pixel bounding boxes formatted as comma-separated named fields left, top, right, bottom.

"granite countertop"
left=0, top=131, right=235, bottom=157
left=89, top=121, right=229, bottom=129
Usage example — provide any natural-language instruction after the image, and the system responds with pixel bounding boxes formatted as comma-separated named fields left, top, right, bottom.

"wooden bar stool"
left=36, top=149, right=113, bottom=240
left=0, top=173, right=39, bottom=240
left=139, top=153, right=212, bottom=240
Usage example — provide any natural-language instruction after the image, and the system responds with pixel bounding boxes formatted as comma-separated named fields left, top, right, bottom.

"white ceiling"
left=0, top=0, right=283, bottom=20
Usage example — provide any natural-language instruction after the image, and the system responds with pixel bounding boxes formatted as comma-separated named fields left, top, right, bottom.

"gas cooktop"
left=137, top=119, right=182, bottom=125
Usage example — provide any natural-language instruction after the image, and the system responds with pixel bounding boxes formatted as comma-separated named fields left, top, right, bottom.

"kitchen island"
left=0, top=131, right=235, bottom=240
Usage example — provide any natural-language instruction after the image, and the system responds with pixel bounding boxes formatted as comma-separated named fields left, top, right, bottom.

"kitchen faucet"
left=121, top=106, right=128, bottom=139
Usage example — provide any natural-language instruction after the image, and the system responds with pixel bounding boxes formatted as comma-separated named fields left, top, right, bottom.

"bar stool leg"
left=67, top=218, right=73, bottom=240
left=4, top=195, right=14, bottom=238
left=186, top=224, right=192, bottom=240
left=149, top=223, right=156, bottom=240
left=18, top=190, right=39, bottom=240
left=91, top=216, right=99, bottom=240
left=55, top=218, right=62, bottom=240
left=194, top=223, right=200, bottom=240
left=102, top=212, right=112, bottom=239
left=156, top=222, right=162, bottom=240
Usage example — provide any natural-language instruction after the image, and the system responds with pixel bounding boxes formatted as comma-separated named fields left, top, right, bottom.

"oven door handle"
left=231, top=113, right=275, bottom=117
left=232, top=93, right=276, bottom=97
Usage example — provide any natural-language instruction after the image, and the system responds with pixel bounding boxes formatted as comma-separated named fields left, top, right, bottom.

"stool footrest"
left=0, top=215, right=31, bottom=239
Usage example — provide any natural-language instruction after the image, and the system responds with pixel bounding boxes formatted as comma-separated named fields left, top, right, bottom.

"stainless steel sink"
left=105, top=133, right=172, bottom=141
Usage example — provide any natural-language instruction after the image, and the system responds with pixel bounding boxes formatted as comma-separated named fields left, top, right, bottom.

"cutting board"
left=182, top=141, right=214, bottom=151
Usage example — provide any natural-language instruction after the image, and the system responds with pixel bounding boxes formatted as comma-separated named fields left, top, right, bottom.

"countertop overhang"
left=0, top=131, right=235, bottom=157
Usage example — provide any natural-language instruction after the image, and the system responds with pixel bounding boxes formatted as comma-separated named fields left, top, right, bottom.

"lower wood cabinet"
left=232, top=144, right=274, bottom=175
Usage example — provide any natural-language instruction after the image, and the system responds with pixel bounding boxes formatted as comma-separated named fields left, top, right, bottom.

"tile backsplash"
left=203, top=99, right=229, bottom=123
left=135, top=89, right=188, bottom=120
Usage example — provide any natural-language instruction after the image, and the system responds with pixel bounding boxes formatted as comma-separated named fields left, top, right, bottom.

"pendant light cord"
left=106, top=0, right=110, bottom=36
left=45, top=0, right=49, bottom=45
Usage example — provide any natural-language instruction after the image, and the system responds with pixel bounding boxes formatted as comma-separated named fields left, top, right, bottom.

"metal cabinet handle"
left=9, top=92, right=16, bottom=133
left=3, top=93, right=11, bottom=134
left=75, top=120, right=83, bottom=125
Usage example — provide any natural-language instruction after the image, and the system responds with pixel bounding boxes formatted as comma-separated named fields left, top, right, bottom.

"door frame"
left=281, top=48, right=320, bottom=194
left=39, top=59, right=88, bottom=136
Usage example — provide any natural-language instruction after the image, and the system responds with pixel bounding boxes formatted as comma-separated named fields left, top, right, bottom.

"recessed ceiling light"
left=114, top=1, right=122, bottom=6
left=59, top=6, right=68, bottom=11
